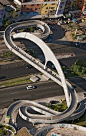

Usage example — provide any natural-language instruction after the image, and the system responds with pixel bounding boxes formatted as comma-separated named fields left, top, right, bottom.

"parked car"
left=84, top=93, right=86, bottom=97
left=75, top=42, right=83, bottom=47
left=26, top=85, right=37, bottom=90
left=49, top=34, right=53, bottom=42
left=60, top=98, right=66, bottom=103
left=76, top=20, right=82, bottom=24
left=49, top=100, right=59, bottom=105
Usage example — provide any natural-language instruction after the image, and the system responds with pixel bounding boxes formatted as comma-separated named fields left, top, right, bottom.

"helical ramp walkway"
left=4, top=20, right=85, bottom=128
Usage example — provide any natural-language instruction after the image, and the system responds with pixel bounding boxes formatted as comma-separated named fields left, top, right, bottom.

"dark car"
left=84, top=93, right=86, bottom=97
left=13, top=98, right=20, bottom=101
left=0, top=76, right=6, bottom=80
left=49, top=100, right=58, bottom=105
left=26, top=65, right=33, bottom=68
left=75, top=42, right=83, bottom=47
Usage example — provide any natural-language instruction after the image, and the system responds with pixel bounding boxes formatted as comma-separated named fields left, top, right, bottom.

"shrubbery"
left=71, top=58, right=86, bottom=75
left=46, top=101, right=67, bottom=112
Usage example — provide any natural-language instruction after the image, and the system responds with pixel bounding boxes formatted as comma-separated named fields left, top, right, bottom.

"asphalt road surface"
left=0, top=79, right=85, bottom=109
left=69, top=77, right=86, bottom=91
left=1, top=43, right=86, bottom=80
left=0, top=63, right=39, bottom=80
left=0, top=81, right=63, bottom=109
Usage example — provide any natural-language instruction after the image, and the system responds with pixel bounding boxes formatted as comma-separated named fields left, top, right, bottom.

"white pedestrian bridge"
left=4, top=20, right=85, bottom=127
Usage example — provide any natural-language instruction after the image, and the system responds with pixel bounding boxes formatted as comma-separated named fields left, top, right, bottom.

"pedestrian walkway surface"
left=46, top=127, right=86, bottom=136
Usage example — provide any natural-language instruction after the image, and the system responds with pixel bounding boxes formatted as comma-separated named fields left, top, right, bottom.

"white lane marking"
left=11, top=92, right=18, bottom=94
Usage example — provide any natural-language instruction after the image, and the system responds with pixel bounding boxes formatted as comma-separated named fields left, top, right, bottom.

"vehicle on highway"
left=13, top=98, right=20, bottom=101
left=0, top=76, right=6, bottom=80
left=26, top=64, right=33, bottom=68
left=26, top=85, right=37, bottom=90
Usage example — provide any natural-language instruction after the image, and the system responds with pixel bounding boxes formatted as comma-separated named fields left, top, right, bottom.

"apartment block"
left=16, top=0, right=60, bottom=16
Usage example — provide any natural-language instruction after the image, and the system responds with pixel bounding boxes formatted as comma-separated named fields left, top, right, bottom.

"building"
left=11, top=1, right=21, bottom=18
left=0, top=0, right=21, bottom=19
left=77, top=0, right=86, bottom=14
left=15, top=0, right=64, bottom=18
left=0, top=4, right=5, bottom=22
left=40, top=3, right=58, bottom=15
left=5, top=5, right=14, bottom=19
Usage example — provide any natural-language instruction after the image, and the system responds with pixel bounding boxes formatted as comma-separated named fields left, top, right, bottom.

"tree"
left=2, top=19, right=11, bottom=27
left=30, top=26, right=34, bottom=32
left=82, top=67, right=86, bottom=74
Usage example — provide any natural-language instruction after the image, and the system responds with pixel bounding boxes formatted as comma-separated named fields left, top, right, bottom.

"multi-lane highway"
left=0, top=79, right=85, bottom=109
left=1, top=44, right=86, bottom=80
left=0, top=61, right=39, bottom=80
left=0, top=81, right=63, bottom=109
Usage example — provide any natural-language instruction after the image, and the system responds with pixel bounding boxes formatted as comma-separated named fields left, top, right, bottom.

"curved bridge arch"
left=13, top=32, right=70, bottom=106
left=4, top=20, right=79, bottom=125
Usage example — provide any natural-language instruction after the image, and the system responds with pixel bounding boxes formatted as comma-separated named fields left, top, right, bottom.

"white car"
left=26, top=85, right=36, bottom=90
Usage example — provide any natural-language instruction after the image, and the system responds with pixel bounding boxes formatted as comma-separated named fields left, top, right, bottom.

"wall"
left=77, top=0, right=84, bottom=12
left=12, top=7, right=21, bottom=18
left=40, top=3, right=58, bottom=15
left=21, top=4, right=42, bottom=13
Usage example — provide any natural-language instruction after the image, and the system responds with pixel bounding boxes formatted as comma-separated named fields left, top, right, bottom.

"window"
left=24, top=5, right=26, bottom=7
left=79, top=1, right=82, bottom=4
left=49, top=7, right=54, bottom=9
left=45, top=11, right=47, bottom=12
left=58, top=10, right=61, bottom=13
left=60, top=6, right=62, bottom=8
left=37, top=4, right=39, bottom=6
left=46, top=7, right=48, bottom=9
left=31, top=4, right=34, bottom=6
left=52, top=3, right=55, bottom=5
left=61, top=2, right=64, bottom=4
left=35, top=8, right=37, bottom=10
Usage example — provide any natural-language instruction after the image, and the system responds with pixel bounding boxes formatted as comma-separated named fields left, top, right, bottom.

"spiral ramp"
left=4, top=20, right=85, bottom=127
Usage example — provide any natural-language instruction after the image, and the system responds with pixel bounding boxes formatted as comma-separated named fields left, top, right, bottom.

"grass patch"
left=0, top=76, right=32, bottom=87
left=46, top=101, right=67, bottom=112
left=75, top=121, right=86, bottom=127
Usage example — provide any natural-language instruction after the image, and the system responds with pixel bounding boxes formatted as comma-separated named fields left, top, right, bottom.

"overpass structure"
left=4, top=20, right=85, bottom=127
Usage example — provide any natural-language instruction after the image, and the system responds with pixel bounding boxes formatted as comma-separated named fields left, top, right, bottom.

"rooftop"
left=5, top=5, right=14, bottom=12
left=19, top=0, right=57, bottom=3
left=0, top=4, right=4, bottom=10
left=0, top=0, right=10, bottom=5
left=15, top=127, right=32, bottom=136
